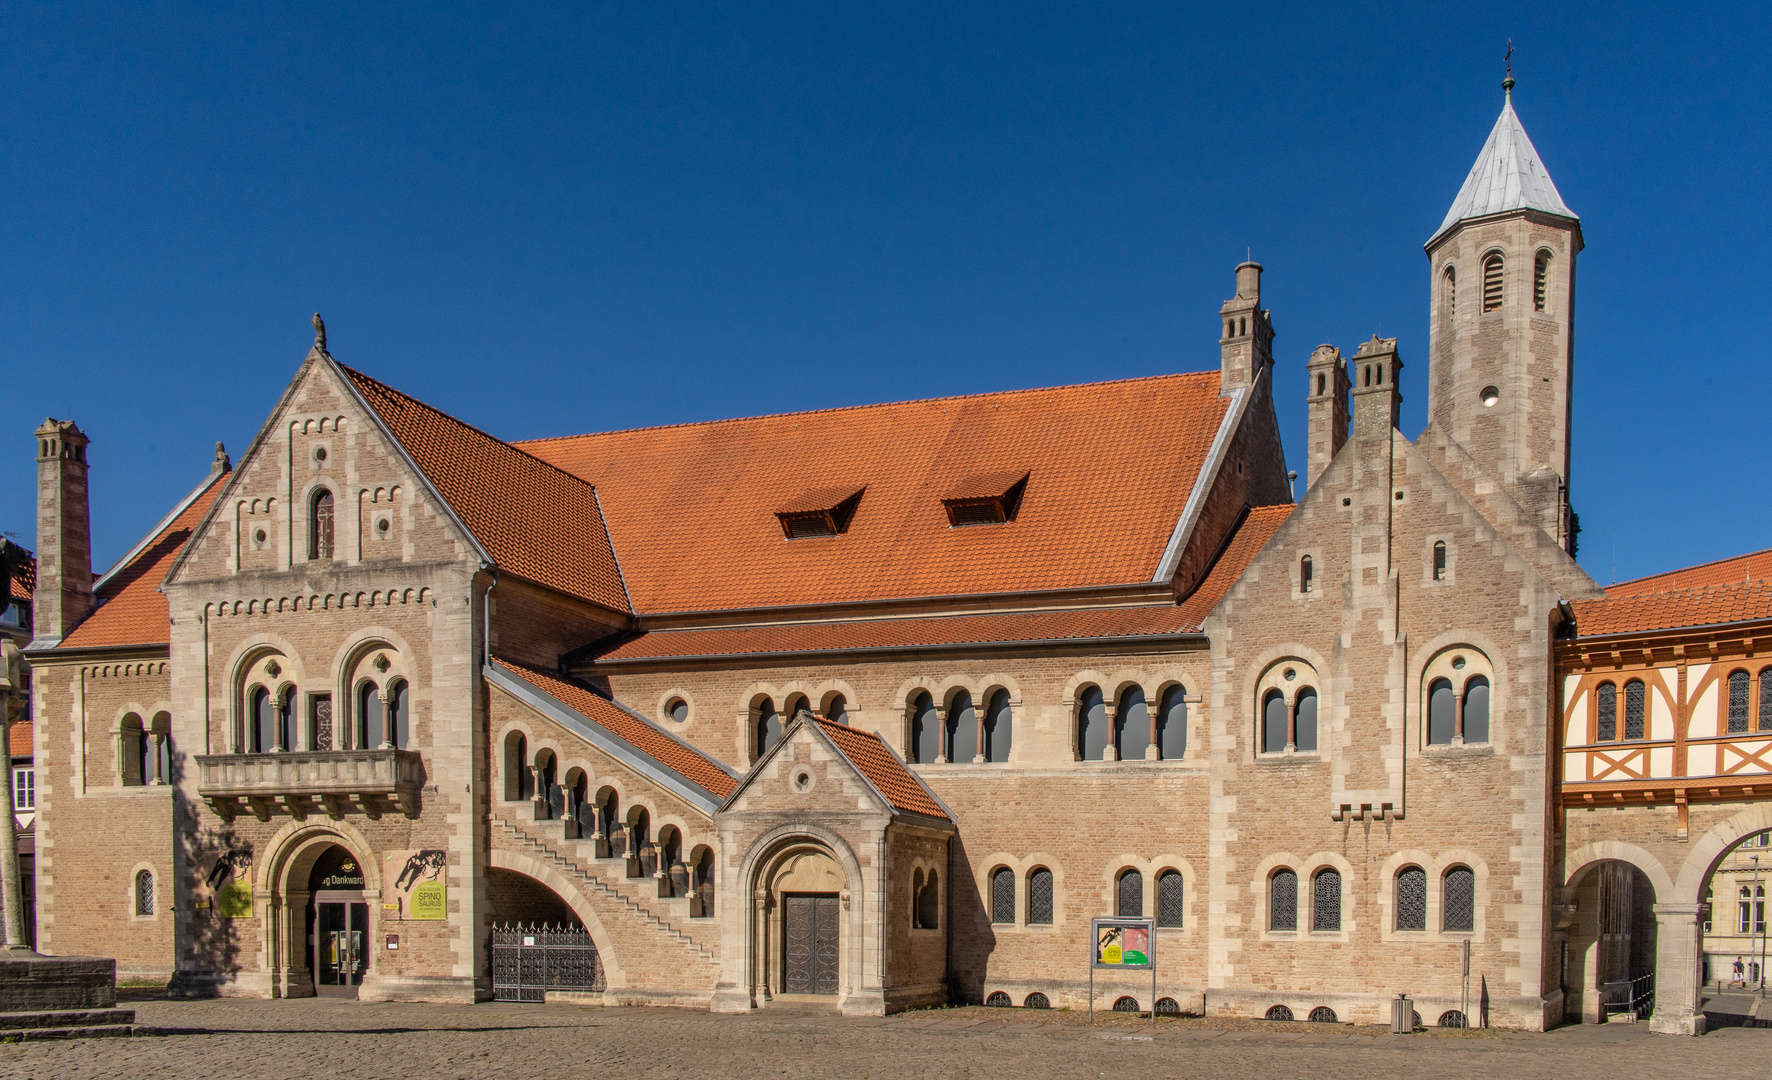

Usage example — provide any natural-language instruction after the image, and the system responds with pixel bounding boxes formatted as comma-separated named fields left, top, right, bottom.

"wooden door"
left=783, top=893, right=840, bottom=995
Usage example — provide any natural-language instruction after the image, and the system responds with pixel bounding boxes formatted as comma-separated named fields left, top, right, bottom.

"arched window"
left=1444, top=866, right=1475, bottom=932
left=1428, top=678, right=1456, bottom=745
left=1534, top=251, right=1551, bottom=311
left=515, top=735, right=533, bottom=801
left=1300, top=555, right=1313, bottom=593
left=782, top=693, right=809, bottom=722
left=754, top=697, right=782, bottom=760
left=823, top=694, right=847, bottom=725
left=1462, top=676, right=1490, bottom=743
left=1397, top=866, right=1427, bottom=930
left=134, top=869, right=155, bottom=916
left=627, top=808, right=652, bottom=877
left=917, top=870, right=940, bottom=929
left=1157, top=870, right=1184, bottom=928
left=990, top=867, right=1015, bottom=924
left=1157, top=685, right=1187, bottom=760
left=692, top=848, right=716, bottom=918
left=1078, top=686, right=1109, bottom=761
left=1117, top=869, right=1143, bottom=917
left=1443, top=264, right=1457, bottom=318
left=1262, top=689, right=1288, bottom=753
left=946, top=690, right=977, bottom=763
left=358, top=682, right=384, bottom=749
left=1270, top=869, right=1298, bottom=931
left=666, top=698, right=689, bottom=724
left=1294, top=688, right=1318, bottom=753
left=1225, top=319, right=1234, bottom=338
left=386, top=680, right=409, bottom=749
left=309, top=488, right=334, bottom=560
left=1239, top=317, right=1247, bottom=336
left=1761, top=668, right=1772, bottom=732
left=983, top=689, right=1012, bottom=763
left=536, top=750, right=559, bottom=820
left=1728, top=670, right=1751, bottom=733
left=1596, top=681, right=1618, bottom=742
left=1028, top=867, right=1054, bottom=925
left=910, top=692, right=939, bottom=765
left=1312, top=868, right=1342, bottom=931
left=1432, top=541, right=1447, bottom=580
left=1623, top=679, right=1646, bottom=740
left=252, top=689, right=275, bottom=754
left=1117, top=686, right=1150, bottom=761
left=1482, top=253, right=1504, bottom=311
left=121, top=713, right=146, bottom=783
left=1316, top=372, right=1325, bottom=395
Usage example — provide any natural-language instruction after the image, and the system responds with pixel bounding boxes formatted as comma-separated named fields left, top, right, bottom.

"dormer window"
left=941, top=472, right=1029, bottom=528
left=776, top=486, right=864, bottom=539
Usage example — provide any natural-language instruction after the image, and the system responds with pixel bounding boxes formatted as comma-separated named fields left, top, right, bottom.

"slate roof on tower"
left=1430, top=96, right=1576, bottom=245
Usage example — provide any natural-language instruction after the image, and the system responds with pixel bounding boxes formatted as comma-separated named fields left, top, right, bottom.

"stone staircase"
left=490, top=813, right=715, bottom=962
left=0, top=1007, right=136, bottom=1041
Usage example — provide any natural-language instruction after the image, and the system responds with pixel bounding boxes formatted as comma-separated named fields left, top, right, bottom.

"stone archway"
left=722, top=827, right=874, bottom=1015
left=1650, top=803, right=1772, bottom=1035
left=258, top=823, right=378, bottom=999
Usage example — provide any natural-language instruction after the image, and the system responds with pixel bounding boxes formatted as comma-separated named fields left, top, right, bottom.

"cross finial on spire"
left=1503, top=39, right=1515, bottom=102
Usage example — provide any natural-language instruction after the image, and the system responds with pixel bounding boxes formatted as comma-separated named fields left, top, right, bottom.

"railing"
left=490, top=922, right=604, bottom=1002
left=194, top=748, right=423, bottom=820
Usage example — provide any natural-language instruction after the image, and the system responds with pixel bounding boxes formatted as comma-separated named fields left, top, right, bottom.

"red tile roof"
left=59, top=470, right=228, bottom=649
left=1572, top=579, right=1772, bottom=639
left=491, top=656, right=735, bottom=798
left=593, top=504, right=1290, bottom=663
left=811, top=718, right=948, bottom=821
left=343, top=365, right=631, bottom=614
left=8, top=553, right=33, bottom=603
left=1604, top=548, right=1772, bottom=598
left=518, top=373, right=1233, bottom=613
left=8, top=722, right=29, bottom=760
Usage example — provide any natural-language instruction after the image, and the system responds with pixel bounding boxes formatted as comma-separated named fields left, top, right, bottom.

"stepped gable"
left=342, top=365, right=631, bottom=614
left=517, top=372, right=1233, bottom=614
left=594, top=504, right=1291, bottom=663
left=58, top=468, right=228, bottom=649
left=490, top=656, right=735, bottom=798
left=809, top=717, right=948, bottom=821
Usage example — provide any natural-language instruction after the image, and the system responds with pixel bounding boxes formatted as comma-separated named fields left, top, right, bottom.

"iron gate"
left=490, top=923, right=605, bottom=1002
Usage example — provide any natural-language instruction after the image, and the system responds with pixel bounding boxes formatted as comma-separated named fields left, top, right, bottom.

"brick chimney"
left=33, top=419, right=93, bottom=646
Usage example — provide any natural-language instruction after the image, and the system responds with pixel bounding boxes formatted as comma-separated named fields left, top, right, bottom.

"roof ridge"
left=1595, top=577, right=1772, bottom=603
left=1607, top=547, right=1772, bottom=593
left=514, top=370, right=1219, bottom=447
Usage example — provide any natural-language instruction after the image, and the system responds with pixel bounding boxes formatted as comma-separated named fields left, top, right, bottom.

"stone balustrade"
left=194, top=748, right=423, bottom=821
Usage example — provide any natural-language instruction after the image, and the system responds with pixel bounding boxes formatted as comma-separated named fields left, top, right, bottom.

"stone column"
left=150, top=732, right=168, bottom=784
left=1649, top=902, right=1706, bottom=1035
left=1102, top=705, right=1119, bottom=761
left=376, top=687, right=394, bottom=750
left=1147, top=700, right=1161, bottom=761
left=933, top=705, right=949, bottom=765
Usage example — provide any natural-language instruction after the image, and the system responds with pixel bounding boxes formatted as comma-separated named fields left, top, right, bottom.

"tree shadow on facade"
left=168, top=786, right=245, bottom=999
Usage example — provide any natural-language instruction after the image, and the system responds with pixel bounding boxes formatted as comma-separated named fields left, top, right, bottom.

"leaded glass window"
left=1728, top=670, right=1751, bottom=734
left=1428, top=679, right=1455, bottom=745
left=1624, top=679, right=1646, bottom=740
left=135, top=869, right=155, bottom=916
left=1312, top=869, right=1341, bottom=931
left=1761, top=669, right=1772, bottom=732
left=1396, top=866, right=1427, bottom=930
left=1270, top=870, right=1297, bottom=931
left=1157, top=870, right=1184, bottom=927
left=990, top=867, right=1015, bottom=925
left=1028, top=868, right=1053, bottom=925
left=1596, top=682, right=1617, bottom=742
left=1117, top=869, right=1143, bottom=918
left=1444, top=866, right=1475, bottom=932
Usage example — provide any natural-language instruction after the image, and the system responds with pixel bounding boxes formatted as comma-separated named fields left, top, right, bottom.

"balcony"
left=195, top=749, right=424, bottom=822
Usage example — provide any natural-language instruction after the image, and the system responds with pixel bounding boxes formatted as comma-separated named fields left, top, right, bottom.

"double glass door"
left=314, top=895, right=369, bottom=997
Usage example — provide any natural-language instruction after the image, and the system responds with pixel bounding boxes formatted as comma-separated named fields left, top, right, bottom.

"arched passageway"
left=485, top=868, right=603, bottom=1002
left=1564, top=859, right=1658, bottom=1024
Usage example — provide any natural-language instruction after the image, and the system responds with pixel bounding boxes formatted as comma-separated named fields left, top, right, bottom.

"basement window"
left=941, top=472, right=1029, bottom=528
left=776, top=487, right=865, bottom=540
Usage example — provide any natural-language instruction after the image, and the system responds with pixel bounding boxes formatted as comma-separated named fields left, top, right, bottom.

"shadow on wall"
left=170, top=784, right=245, bottom=997
left=948, top=836, right=991, bottom=1005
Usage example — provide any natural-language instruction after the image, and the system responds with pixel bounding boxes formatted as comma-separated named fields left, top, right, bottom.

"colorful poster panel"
left=382, top=849, right=448, bottom=920
left=196, top=846, right=255, bottom=918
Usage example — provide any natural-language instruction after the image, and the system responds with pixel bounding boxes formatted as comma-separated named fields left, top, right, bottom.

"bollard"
left=1391, top=993, right=1412, bottom=1034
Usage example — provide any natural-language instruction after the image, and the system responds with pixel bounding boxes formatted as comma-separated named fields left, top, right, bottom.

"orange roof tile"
left=1174, top=503, right=1293, bottom=627
left=8, top=722, right=29, bottom=760
left=8, top=552, right=33, bottom=603
left=811, top=717, right=949, bottom=821
left=343, top=365, right=631, bottom=614
left=59, top=470, right=227, bottom=649
left=518, top=373, right=1232, bottom=613
left=491, top=656, right=734, bottom=798
left=1572, top=579, right=1772, bottom=639
left=1605, top=548, right=1772, bottom=599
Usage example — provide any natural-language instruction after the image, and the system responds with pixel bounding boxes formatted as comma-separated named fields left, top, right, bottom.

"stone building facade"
left=18, top=86, right=1772, bottom=1034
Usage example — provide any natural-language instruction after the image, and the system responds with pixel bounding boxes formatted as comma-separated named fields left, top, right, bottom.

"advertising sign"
left=382, top=849, right=448, bottom=921
left=1092, top=917, right=1155, bottom=969
left=196, top=846, right=255, bottom=918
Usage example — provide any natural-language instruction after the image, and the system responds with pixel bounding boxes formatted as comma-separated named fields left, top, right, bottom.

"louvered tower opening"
left=1482, top=254, right=1504, bottom=312
left=1534, top=251, right=1550, bottom=311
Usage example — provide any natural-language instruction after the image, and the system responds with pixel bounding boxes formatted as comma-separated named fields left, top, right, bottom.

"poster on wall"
left=1091, top=917, right=1154, bottom=969
left=382, top=849, right=448, bottom=920
left=196, top=847, right=255, bottom=918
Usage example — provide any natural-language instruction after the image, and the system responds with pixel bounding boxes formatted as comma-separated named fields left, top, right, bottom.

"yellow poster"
left=197, top=847, right=255, bottom=918
left=383, top=849, right=449, bottom=920
left=410, top=881, right=446, bottom=920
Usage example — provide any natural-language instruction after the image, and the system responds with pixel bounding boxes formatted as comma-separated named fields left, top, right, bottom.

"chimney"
left=1218, top=262, right=1274, bottom=395
left=1304, top=344, right=1349, bottom=489
left=33, top=419, right=93, bottom=646
left=1349, top=336, right=1402, bottom=442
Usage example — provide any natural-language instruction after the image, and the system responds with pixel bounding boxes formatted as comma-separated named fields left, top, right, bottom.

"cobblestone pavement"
left=3, top=997, right=1768, bottom=1080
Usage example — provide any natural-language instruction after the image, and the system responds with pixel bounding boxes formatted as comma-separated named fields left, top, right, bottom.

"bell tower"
left=1425, top=76, right=1582, bottom=553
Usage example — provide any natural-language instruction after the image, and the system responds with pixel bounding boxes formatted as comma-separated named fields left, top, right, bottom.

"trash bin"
left=1391, top=994, right=1412, bottom=1034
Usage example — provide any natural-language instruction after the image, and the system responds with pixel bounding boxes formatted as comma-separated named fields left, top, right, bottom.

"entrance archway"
left=258, top=824, right=378, bottom=1000
left=1564, top=858, right=1658, bottom=1024
left=308, top=844, right=369, bottom=998
left=739, top=831, right=863, bottom=1009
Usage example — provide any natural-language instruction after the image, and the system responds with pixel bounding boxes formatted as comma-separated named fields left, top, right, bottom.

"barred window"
left=990, top=867, right=1015, bottom=925
left=1396, top=866, right=1427, bottom=930
left=1028, top=868, right=1054, bottom=925
left=1156, top=870, right=1183, bottom=927
left=135, top=869, right=155, bottom=916
left=1312, top=869, right=1341, bottom=932
left=1624, top=679, right=1646, bottom=740
left=309, top=488, right=335, bottom=560
left=1596, top=682, right=1617, bottom=742
left=1482, top=253, right=1504, bottom=311
left=1270, top=870, right=1298, bottom=931
left=1117, top=869, right=1143, bottom=918
left=1728, top=670, right=1750, bottom=734
left=1762, top=669, right=1772, bottom=732
left=1444, top=866, right=1475, bottom=932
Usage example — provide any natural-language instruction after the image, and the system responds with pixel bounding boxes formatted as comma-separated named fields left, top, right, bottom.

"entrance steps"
left=491, top=814, right=716, bottom=962
left=0, top=1007, right=137, bottom=1041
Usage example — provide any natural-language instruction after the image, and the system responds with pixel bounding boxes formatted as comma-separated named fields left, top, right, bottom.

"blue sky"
left=1, top=2, right=1766, bottom=582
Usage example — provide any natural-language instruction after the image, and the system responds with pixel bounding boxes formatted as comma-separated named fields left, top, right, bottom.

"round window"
left=376, top=516, right=391, bottom=534
left=314, top=446, right=328, bottom=463
left=1451, top=656, right=1467, bottom=670
left=1283, top=668, right=1297, bottom=682
left=792, top=769, right=813, bottom=793
left=1480, top=385, right=1500, bottom=407
left=254, top=528, right=267, bottom=544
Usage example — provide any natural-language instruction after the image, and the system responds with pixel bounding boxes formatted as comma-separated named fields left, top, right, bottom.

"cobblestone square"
left=3, top=997, right=1768, bottom=1080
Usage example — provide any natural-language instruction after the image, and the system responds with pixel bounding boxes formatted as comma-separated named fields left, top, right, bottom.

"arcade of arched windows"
left=1063, top=672, right=1194, bottom=764
left=975, top=854, right=1193, bottom=934
left=227, top=638, right=417, bottom=754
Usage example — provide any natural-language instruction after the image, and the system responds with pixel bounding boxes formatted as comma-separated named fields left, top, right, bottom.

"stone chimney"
left=1349, top=336, right=1402, bottom=442
left=1219, top=262, right=1274, bottom=396
left=1304, top=344, right=1349, bottom=489
left=33, top=419, right=93, bottom=646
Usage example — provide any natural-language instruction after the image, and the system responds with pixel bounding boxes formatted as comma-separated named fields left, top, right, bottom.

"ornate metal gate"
left=490, top=923, right=604, bottom=1002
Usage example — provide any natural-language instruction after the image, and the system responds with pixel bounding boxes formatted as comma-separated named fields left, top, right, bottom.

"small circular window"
left=1480, top=385, right=1500, bottom=407
left=376, top=516, right=391, bottom=535
left=792, top=769, right=813, bottom=793
left=314, top=446, right=328, bottom=464
left=1283, top=668, right=1296, bottom=682
left=1451, top=655, right=1467, bottom=670
left=666, top=698, right=688, bottom=724
left=254, top=528, right=268, bottom=545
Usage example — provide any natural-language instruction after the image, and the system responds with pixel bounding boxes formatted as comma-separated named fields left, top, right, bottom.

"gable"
left=720, top=715, right=951, bottom=824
